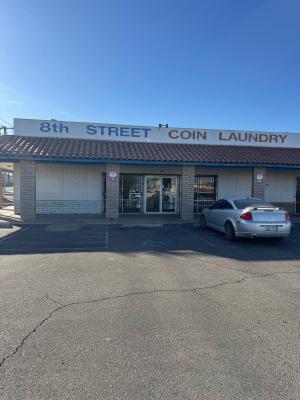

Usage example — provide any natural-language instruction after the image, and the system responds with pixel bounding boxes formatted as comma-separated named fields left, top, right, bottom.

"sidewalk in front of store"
left=37, top=214, right=186, bottom=229
left=0, top=205, right=21, bottom=227
left=1, top=205, right=300, bottom=229
left=0, top=205, right=187, bottom=228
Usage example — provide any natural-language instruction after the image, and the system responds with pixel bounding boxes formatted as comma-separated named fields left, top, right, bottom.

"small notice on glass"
left=108, top=171, right=117, bottom=181
left=256, top=173, right=264, bottom=183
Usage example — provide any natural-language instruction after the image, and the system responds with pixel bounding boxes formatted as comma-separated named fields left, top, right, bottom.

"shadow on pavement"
left=0, top=223, right=299, bottom=262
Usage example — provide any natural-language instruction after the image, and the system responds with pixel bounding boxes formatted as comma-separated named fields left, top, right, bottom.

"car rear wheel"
left=225, top=221, right=236, bottom=241
left=200, top=215, right=207, bottom=230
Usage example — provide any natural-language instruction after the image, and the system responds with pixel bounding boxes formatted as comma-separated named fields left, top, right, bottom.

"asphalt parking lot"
left=0, top=223, right=300, bottom=399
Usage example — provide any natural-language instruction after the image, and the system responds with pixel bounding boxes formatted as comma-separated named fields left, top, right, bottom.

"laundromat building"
left=1, top=118, right=300, bottom=222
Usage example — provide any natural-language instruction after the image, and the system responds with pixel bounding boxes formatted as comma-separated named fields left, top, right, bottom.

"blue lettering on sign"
left=131, top=128, right=140, bottom=137
left=99, top=126, right=107, bottom=135
left=142, top=128, right=151, bottom=137
left=120, top=127, right=130, bottom=137
left=40, top=122, right=51, bottom=132
left=40, top=122, right=69, bottom=133
left=86, top=125, right=97, bottom=134
left=85, top=125, right=152, bottom=138
left=108, top=126, right=119, bottom=136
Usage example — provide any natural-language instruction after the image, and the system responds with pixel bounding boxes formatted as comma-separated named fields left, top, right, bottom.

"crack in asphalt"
left=27, top=284, right=65, bottom=307
left=1, top=269, right=300, bottom=368
left=44, top=293, right=65, bottom=306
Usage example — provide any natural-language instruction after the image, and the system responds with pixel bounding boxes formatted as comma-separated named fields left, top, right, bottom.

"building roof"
left=1, top=135, right=300, bottom=167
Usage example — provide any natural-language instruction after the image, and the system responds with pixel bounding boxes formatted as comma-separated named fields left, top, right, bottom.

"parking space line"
left=287, top=238, right=300, bottom=244
left=104, top=228, right=109, bottom=249
left=197, top=237, right=216, bottom=248
left=179, top=226, right=217, bottom=248
left=86, top=235, right=107, bottom=238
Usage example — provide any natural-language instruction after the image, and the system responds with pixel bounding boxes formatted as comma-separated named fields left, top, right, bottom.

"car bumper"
left=235, top=221, right=291, bottom=238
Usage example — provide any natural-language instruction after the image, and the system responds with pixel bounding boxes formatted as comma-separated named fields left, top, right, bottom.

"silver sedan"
left=200, top=198, right=291, bottom=241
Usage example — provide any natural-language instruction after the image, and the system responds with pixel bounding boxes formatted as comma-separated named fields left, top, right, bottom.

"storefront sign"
left=13, top=118, right=300, bottom=148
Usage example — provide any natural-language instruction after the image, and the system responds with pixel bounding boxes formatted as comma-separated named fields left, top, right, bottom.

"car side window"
left=222, top=200, right=234, bottom=210
left=210, top=200, right=223, bottom=209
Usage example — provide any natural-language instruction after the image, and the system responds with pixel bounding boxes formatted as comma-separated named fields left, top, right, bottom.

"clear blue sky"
left=1, top=0, right=300, bottom=131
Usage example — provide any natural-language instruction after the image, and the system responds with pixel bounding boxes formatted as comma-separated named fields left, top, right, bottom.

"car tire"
left=225, top=221, right=236, bottom=241
left=200, top=215, right=207, bottom=230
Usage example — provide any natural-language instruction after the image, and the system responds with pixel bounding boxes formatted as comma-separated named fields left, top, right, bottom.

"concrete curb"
left=45, top=222, right=87, bottom=232
left=0, top=220, right=13, bottom=228
left=121, top=223, right=163, bottom=228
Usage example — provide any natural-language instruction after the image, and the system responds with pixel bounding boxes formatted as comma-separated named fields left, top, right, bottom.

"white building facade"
left=2, top=118, right=300, bottom=221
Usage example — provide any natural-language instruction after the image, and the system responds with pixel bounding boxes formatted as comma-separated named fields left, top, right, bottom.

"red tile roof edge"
left=0, top=135, right=300, bottom=166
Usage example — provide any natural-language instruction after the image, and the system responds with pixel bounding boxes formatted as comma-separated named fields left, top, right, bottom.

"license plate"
left=265, top=225, right=278, bottom=232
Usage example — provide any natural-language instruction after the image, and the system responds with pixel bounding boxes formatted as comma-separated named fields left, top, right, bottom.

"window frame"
left=194, top=175, right=218, bottom=213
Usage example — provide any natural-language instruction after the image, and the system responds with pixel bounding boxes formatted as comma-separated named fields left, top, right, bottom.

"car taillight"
left=285, top=212, right=289, bottom=221
left=240, top=211, right=253, bottom=221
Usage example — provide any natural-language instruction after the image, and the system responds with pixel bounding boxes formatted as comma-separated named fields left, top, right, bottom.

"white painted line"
left=104, top=228, right=109, bottom=249
left=86, top=235, right=107, bottom=238
left=122, top=223, right=163, bottom=228
left=180, top=226, right=217, bottom=248
left=142, top=240, right=166, bottom=247
left=197, top=237, right=216, bottom=248
left=287, top=238, right=300, bottom=244
left=0, top=227, right=29, bottom=242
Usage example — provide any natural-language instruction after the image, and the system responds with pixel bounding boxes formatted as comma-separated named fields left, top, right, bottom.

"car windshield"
left=233, top=199, right=274, bottom=209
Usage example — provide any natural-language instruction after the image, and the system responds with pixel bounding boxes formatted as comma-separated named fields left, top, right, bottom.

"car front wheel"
left=225, top=221, right=236, bottom=241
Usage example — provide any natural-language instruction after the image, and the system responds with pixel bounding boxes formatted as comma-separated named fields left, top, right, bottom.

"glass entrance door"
left=145, top=176, right=177, bottom=213
left=146, top=177, right=161, bottom=212
left=162, top=177, right=177, bottom=212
